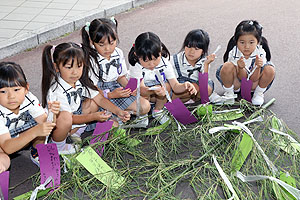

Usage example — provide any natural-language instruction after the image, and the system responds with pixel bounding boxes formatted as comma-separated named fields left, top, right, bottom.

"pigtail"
left=161, top=42, right=170, bottom=60
left=128, top=46, right=138, bottom=66
left=261, top=36, right=271, bottom=61
left=223, top=36, right=236, bottom=62
left=42, top=45, right=58, bottom=107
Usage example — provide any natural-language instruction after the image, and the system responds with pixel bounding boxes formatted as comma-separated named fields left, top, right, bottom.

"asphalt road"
left=2, top=0, right=300, bottom=198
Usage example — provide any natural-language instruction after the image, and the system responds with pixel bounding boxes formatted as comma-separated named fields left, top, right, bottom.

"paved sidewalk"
left=0, top=0, right=156, bottom=60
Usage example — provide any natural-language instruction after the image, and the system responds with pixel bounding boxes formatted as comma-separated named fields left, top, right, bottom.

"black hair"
left=128, top=32, right=170, bottom=66
left=42, top=42, right=97, bottom=107
left=81, top=18, right=118, bottom=81
left=180, top=29, right=210, bottom=59
left=0, top=62, right=27, bottom=89
left=223, top=20, right=271, bottom=62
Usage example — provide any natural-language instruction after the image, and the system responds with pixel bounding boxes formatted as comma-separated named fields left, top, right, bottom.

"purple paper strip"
left=0, top=171, right=9, bottom=200
left=124, top=78, right=143, bottom=91
left=36, top=143, right=60, bottom=188
left=90, top=121, right=114, bottom=156
left=198, top=72, right=209, bottom=104
left=165, top=98, right=198, bottom=125
left=241, top=77, right=253, bottom=102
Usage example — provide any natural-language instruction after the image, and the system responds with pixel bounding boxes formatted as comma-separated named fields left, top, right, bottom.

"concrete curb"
left=0, top=0, right=157, bottom=60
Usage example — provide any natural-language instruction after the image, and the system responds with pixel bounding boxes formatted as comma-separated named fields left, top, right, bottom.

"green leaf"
left=231, top=133, right=253, bottom=172
left=196, top=104, right=213, bottom=117
left=144, top=120, right=170, bottom=135
left=125, top=138, right=142, bottom=147
left=224, top=124, right=241, bottom=134
left=212, top=111, right=244, bottom=122
left=13, top=188, right=51, bottom=200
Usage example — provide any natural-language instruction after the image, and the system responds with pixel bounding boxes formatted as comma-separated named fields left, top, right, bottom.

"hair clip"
left=51, top=45, right=56, bottom=51
left=132, top=43, right=135, bottom=47
left=85, top=22, right=90, bottom=32
left=110, top=16, right=116, bottom=25
left=249, top=20, right=253, bottom=25
left=78, top=43, right=82, bottom=48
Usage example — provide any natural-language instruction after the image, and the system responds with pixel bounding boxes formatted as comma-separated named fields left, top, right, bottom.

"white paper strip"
left=236, top=171, right=300, bottom=200
left=154, top=69, right=172, bottom=102
left=233, top=122, right=278, bottom=175
left=136, top=78, right=141, bottom=117
left=213, top=155, right=239, bottom=200
left=30, top=176, right=53, bottom=200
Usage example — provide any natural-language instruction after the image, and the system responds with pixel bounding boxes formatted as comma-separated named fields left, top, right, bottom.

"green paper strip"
left=76, top=147, right=125, bottom=189
left=231, top=133, right=253, bottom=172
left=13, top=188, right=51, bottom=200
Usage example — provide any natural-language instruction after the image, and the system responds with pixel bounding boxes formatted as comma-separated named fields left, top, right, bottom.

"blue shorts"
left=215, top=61, right=275, bottom=92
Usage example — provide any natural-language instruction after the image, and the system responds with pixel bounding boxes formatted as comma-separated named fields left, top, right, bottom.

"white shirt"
left=129, top=57, right=176, bottom=86
left=171, top=51, right=206, bottom=81
left=0, top=92, right=45, bottom=136
left=228, top=45, right=267, bottom=71
left=89, top=47, right=128, bottom=84
left=49, top=76, right=99, bottom=113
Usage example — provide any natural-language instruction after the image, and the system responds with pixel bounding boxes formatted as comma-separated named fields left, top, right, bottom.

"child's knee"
left=221, top=62, right=235, bottom=75
left=140, top=98, right=151, bottom=115
left=56, top=111, right=72, bottom=130
left=262, top=65, right=275, bottom=78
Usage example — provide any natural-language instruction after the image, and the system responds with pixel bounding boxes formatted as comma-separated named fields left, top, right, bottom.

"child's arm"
left=203, top=54, right=216, bottom=73
left=0, top=148, right=10, bottom=173
left=168, top=78, right=197, bottom=95
left=249, top=55, right=264, bottom=82
left=0, top=120, right=56, bottom=154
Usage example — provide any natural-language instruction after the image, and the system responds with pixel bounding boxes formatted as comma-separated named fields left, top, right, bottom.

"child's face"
left=0, top=86, right=28, bottom=114
left=237, top=34, right=258, bottom=58
left=93, top=36, right=117, bottom=60
left=58, top=58, right=83, bottom=87
left=138, top=55, right=161, bottom=70
left=184, top=47, right=203, bottom=64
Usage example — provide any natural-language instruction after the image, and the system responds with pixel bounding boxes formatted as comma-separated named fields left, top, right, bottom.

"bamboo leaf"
left=231, top=133, right=253, bottom=172
left=144, top=120, right=170, bottom=135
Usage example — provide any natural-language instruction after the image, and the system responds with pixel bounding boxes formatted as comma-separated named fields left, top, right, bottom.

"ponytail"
left=128, top=46, right=138, bottom=66
left=261, top=36, right=271, bottom=61
left=223, top=36, right=235, bottom=62
left=161, top=42, right=170, bottom=60
left=41, top=45, right=58, bottom=107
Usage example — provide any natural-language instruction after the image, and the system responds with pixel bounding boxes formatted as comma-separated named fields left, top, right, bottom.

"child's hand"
left=184, top=82, right=197, bottom=95
left=48, top=101, right=60, bottom=115
left=35, top=122, right=56, bottom=137
left=153, top=86, right=166, bottom=97
left=131, top=89, right=137, bottom=96
left=205, top=54, right=216, bottom=65
left=110, top=87, right=131, bottom=98
left=93, top=111, right=111, bottom=122
left=117, top=110, right=130, bottom=122
left=255, top=55, right=263, bottom=68
left=237, top=56, right=245, bottom=69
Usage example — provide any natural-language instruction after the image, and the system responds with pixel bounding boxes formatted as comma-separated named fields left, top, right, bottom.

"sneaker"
left=184, top=99, right=195, bottom=104
left=252, top=91, right=264, bottom=106
left=122, top=115, right=149, bottom=128
left=222, top=91, right=237, bottom=104
left=152, top=109, right=170, bottom=125
left=209, top=92, right=222, bottom=104
left=30, top=146, right=40, bottom=167
left=58, top=144, right=78, bottom=155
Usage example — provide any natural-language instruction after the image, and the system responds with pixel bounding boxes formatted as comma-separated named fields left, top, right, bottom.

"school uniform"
left=0, top=92, right=45, bottom=138
left=171, top=51, right=214, bottom=89
left=130, top=57, right=176, bottom=87
left=49, top=76, right=99, bottom=128
left=89, top=47, right=136, bottom=110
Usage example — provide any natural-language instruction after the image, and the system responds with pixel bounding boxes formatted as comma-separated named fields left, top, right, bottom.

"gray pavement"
left=1, top=0, right=300, bottom=199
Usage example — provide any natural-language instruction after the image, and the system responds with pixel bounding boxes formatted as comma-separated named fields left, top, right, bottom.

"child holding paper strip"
left=42, top=42, right=130, bottom=154
left=0, top=62, right=58, bottom=166
left=216, top=20, right=275, bottom=105
left=81, top=18, right=150, bottom=127
left=128, top=32, right=197, bottom=124
left=171, top=29, right=216, bottom=103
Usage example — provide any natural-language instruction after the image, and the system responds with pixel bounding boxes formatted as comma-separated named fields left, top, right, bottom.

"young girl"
left=42, top=42, right=130, bottom=154
left=0, top=62, right=58, bottom=166
left=171, top=29, right=215, bottom=103
left=128, top=32, right=197, bottom=124
left=81, top=18, right=150, bottom=127
left=216, top=20, right=275, bottom=105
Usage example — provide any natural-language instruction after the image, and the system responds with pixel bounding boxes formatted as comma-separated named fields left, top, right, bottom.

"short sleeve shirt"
left=0, top=92, right=45, bottom=136
left=228, top=45, right=267, bottom=71
left=171, top=51, right=206, bottom=82
left=89, top=47, right=128, bottom=84
left=130, top=57, right=176, bottom=86
left=49, top=76, right=99, bottom=113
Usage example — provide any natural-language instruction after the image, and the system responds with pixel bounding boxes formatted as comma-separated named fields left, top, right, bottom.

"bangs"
left=93, top=26, right=117, bottom=43
left=0, top=63, right=27, bottom=89
left=184, top=32, right=206, bottom=49
left=58, top=47, right=85, bottom=67
left=137, top=40, right=161, bottom=61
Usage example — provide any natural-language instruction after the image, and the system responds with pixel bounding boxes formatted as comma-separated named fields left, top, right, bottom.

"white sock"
left=51, top=139, right=67, bottom=151
left=73, top=126, right=86, bottom=137
left=223, top=85, right=234, bottom=93
left=255, top=85, right=266, bottom=93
